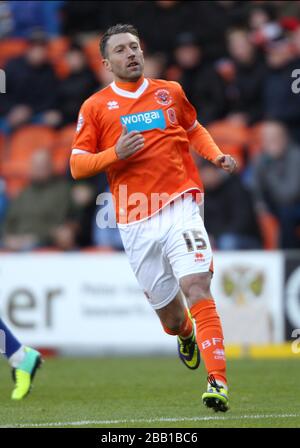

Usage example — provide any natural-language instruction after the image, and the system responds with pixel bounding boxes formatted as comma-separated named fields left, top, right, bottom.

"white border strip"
left=1, top=413, right=299, bottom=428
left=186, top=120, right=198, bottom=133
left=71, top=148, right=91, bottom=155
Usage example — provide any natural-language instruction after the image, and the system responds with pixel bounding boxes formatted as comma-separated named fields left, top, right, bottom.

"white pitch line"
left=0, top=413, right=300, bottom=428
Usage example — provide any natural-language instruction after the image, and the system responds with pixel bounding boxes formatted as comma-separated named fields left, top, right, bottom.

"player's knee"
left=180, top=272, right=212, bottom=304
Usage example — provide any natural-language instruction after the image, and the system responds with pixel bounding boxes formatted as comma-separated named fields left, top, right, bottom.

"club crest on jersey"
left=107, top=100, right=119, bottom=110
left=154, top=89, right=172, bottom=106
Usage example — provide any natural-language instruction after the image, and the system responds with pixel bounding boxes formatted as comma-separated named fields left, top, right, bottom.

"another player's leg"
left=156, top=292, right=200, bottom=370
left=0, top=318, right=42, bottom=400
left=180, top=273, right=229, bottom=412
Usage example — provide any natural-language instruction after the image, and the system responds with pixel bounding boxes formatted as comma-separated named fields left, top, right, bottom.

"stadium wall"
left=0, top=251, right=299, bottom=358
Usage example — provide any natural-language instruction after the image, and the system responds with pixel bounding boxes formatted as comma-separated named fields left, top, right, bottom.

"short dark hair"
left=100, top=24, right=139, bottom=58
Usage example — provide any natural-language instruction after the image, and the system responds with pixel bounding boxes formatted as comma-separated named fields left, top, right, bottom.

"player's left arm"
left=174, top=82, right=237, bottom=174
left=188, top=123, right=237, bottom=174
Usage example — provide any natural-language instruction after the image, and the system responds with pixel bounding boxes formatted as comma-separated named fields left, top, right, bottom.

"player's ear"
left=102, top=58, right=112, bottom=72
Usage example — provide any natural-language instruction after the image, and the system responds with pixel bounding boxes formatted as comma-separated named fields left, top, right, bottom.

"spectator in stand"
left=198, top=160, right=262, bottom=250
left=144, top=53, right=166, bottom=79
left=61, top=1, right=103, bottom=35
left=58, top=43, right=99, bottom=125
left=7, top=1, right=64, bottom=38
left=3, top=149, right=76, bottom=251
left=130, top=1, right=207, bottom=55
left=70, top=179, right=99, bottom=248
left=263, top=37, right=300, bottom=143
left=253, top=121, right=300, bottom=249
left=0, top=32, right=61, bottom=133
left=225, top=28, right=266, bottom=124
left=248, top=4, right=283, bottom=49
left=172, top=32, right=226, bottom=125
left=291, top=24, right=300, bottom=56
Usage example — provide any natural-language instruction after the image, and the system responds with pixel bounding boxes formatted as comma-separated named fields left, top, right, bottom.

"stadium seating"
left=47, top=36, right=70, bottom=79
left=0, top=38, right=28, bottom=67
left=83, top=35, right=104, bottom=80
left=53, top=124, right=76, bottom=174
left=258, top=212, right=279, bottom=250
left=207, top=120, right=250, bottom=170
left=2, top=125, right=56, bottom=197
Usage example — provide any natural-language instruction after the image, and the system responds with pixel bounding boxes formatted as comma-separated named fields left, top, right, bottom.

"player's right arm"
left=70, top=102, right=144, bottom=180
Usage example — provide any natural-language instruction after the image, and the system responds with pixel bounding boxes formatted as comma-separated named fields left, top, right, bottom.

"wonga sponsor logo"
left=120, top=110, right=166, bottom=133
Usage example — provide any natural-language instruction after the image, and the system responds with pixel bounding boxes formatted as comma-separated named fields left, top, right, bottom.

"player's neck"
left=114, top=76, right=145, bottom=92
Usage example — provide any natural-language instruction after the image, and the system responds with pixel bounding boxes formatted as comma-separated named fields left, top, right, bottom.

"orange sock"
left=190, top=299, right=227, bottom=386
left=162, top=307, right=193, bottom=339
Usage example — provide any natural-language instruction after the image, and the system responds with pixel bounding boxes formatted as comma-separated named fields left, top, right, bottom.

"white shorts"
left=118, top=194, right=213, bottom=310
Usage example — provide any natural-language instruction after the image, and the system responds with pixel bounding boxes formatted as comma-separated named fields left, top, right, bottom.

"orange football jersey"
left=72, top=77, right=203, bottom=223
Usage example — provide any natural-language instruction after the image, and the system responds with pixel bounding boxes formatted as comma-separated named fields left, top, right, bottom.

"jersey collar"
left=110, top=78, right=149, bottom=99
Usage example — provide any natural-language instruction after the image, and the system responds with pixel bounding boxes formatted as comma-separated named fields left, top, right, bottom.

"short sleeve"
left=71, top=100, right=99, bottom=154
left=174, top=82, right=198, bottom=132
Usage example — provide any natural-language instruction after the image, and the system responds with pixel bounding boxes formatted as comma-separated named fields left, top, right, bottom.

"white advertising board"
left=0, top=251, right=285, bottom=352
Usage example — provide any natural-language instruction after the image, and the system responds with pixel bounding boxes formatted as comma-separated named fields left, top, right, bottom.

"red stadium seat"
left=2, top=125, right=56, bottom=197
left=47, top=37, right=70, bottom=79
left=53, top=124, right=76, bottom=174
left=207, top=121, right=250, bottom=170
left=0, top=39, right=28, bottom=67
left=83, top=35, right=103, bottom=80
left=257, top=212, right=279, bottom=250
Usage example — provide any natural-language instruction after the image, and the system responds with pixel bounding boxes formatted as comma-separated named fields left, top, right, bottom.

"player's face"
left=103, top=33, right=144, bottom=82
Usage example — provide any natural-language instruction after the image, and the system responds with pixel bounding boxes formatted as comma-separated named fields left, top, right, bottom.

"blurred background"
left=0, top=0, right=300, bottom=356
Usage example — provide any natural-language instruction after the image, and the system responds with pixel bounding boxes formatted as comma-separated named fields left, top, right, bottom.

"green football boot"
left=202, top=374, right=229, bottom=412
left=177, top=329, right=201, bottom=370
left=11, top=347, right=42, bottom=400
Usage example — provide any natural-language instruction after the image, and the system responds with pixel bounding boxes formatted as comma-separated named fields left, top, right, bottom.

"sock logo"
left=201, top=338, right=224, bottom=350
left=213, top=348, right=226, bottom=360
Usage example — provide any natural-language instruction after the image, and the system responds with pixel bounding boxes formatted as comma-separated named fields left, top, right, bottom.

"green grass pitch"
left=0, top=356, right=299, bottom=428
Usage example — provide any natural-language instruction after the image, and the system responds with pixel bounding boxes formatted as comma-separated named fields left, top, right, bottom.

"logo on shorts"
left=155, top=89, right=172, bottom=106
left=194, top=252, right=205, bottom=262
